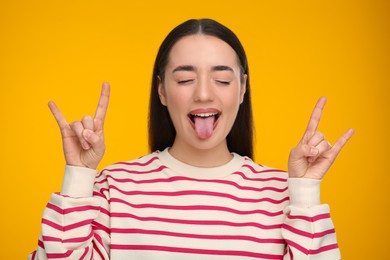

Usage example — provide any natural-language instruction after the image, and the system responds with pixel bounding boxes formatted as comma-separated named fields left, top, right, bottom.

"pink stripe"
left=92, top=220, right=110, bottom=234
left=94, top=178, right=107, bottom=185
left=46, top=203, right=100, bottom=215
left=109, top=197, right=283, bottom=217
left=93, top=233, right=104, bottom=247
left=42, top=236, right=61, bottom=242
left=46, top=250, right=72, bottom=258
left=111, top=244, right=283, bottom=259
left=244, top=157, right=262, bottom=166
left=62, top=232, right=92, bottom=245
left=286, top=239, right=339, bottom=255
left=43, top=230, right=93, bottom=243
left=115, top=156, right=159, bottom=166
left=288, top=247, right=294, bottom=259
left=31, top=250, right=36, bottom=260
left=96, top=156, right=159, bottom=178
left=38, top=240, right=45, bottom=249
left=106, top=186, right=289, bottom=204
left=94, top=207, right=110, bottom=217
left=95, top=165, right=168, bottom=183
left=282, top=247, right=293, bottom=259
left=104, top=175, right=288, bottom=193
left=93, top=242, right=105, bottom=260
left=111, top=228, right=285, bottom=244
left=93, top=233, right=108, bottom=259
left=93, top=233, right=104, bottom=248
left=310, top=243, right=339, bottom=254
left=92, top=191, right=106, bottom=199
left=242, top=164, right=287, bottom=174
left=42, top=218, right=94, bottom=231
left=79, top=247, right=89, bottom=260
left=282, top=224, right=335, bottom=238
left=111, top=212, right=282, bottom=230
left=232, top=171, right=287, bottom=182
left=288, top=213, right=331, bottom=222
left=96, top=170, right=105, bottom=179
left=106, top=165, right=167, bottom=175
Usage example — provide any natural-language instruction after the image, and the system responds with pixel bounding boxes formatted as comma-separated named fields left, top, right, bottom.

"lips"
left=188, top=109, right=221, bottom=128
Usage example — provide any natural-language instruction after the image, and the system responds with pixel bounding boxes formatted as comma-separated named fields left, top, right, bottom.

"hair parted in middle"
left=148, top=18, right=254, bottom=159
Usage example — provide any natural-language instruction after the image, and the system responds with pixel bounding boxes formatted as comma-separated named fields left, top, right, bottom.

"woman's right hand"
left=48, top=82, right=110, bottom=169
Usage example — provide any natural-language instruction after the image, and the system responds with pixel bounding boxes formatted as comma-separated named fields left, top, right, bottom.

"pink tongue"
left=194, top=116, right=214, bottom=139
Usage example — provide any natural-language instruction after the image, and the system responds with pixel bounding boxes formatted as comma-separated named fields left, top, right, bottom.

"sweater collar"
left=157, top=147, right=245, bottom=179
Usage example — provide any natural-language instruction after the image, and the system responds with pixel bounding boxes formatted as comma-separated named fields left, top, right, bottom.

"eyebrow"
left=172, top=65, right=195, bottom=73
left=212, top=65, right=234, bottom=72
left=172, top=65, right=234, bottom=73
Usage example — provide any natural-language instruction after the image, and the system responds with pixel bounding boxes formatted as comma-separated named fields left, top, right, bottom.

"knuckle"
left=69, top=121, right=78, bottom=128
left=316, top=132, right=325, bottom=140
left=82, top=115, right=93, bottom=122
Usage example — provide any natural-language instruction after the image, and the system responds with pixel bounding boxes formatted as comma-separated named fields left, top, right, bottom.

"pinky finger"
left=330, top=128, right=355, bottom=159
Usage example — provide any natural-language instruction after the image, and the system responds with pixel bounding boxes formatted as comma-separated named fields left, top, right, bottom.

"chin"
left=189, top=135, right=228, bottom=152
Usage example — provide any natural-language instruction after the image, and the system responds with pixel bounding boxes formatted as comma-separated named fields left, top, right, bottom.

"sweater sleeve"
left=29, top=166, right=111, bottom=260
left=282, top=178, right=341, bottom=260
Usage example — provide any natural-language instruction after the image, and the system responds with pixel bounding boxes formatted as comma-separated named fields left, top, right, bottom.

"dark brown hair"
left=148, top=18, right=253, bottom=159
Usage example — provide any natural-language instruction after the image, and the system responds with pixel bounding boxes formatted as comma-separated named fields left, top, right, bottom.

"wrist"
left=61, top=165, right=97, bottom=197
left=288, top=178, right=321, bottom=208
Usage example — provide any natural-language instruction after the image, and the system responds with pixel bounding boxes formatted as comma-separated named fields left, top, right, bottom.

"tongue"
left=194, top=116, right=214, bottom=139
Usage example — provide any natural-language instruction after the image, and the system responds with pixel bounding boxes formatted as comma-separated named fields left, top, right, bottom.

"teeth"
left=191, top=112, right=218, bottom=118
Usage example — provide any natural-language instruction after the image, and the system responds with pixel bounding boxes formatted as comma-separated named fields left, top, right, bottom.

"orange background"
left=0, top=1, right=388, bottom=259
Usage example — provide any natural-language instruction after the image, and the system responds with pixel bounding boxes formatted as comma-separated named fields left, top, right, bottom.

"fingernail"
left=81, top=140, right=90, bottom=150
left=83, top=130, right=92, bottom=139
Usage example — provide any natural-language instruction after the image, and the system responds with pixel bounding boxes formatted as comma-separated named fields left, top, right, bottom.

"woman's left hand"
left=288, top=97, right=354, bottom=179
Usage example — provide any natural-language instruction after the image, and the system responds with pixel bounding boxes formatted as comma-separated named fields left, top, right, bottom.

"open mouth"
left=188, top=112, right=221, bottom=127
left=187, top=109, right=221, bottom=139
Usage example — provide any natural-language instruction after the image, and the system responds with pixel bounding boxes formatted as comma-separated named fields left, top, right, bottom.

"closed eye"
left=178, top=79, right=194, bottom=85
left=215, top=80, right=230, bottom=86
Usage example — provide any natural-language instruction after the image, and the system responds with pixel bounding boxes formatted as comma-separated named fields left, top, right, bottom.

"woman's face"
left=158, top=34, right=246, bottom=152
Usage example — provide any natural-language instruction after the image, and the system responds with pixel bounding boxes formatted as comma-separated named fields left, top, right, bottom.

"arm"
left=282, top=97, right=354, bottom=259
left=29, top=83, right=111, bottom=259
left=282, top=179, right=340, bottom=259
left=30, top=166, right=110, bottom=260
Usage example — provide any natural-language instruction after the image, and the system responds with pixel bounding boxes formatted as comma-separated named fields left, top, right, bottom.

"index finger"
left=94, top=82, right=110, bottom=121
left=303, top=96, right=327, bottom=140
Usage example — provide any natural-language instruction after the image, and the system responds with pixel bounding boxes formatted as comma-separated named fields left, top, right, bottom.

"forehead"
left=167, top=34, right=239, bottom=69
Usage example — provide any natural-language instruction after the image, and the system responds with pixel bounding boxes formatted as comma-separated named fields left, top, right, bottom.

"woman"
left=30, top=19, right=354, bottom=259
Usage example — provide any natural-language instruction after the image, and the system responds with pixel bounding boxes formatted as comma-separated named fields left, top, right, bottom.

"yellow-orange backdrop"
left=0, top=1, right=388, bottom=259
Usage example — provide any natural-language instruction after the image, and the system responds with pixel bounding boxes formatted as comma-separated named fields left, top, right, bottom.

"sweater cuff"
left=288, top=178, right=321, bottom=208
left=61, top=165, right=97, bottom=198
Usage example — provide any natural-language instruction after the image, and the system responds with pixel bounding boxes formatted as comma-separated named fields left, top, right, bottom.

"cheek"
left=164, top=87, right=192, bottom=124
left=220, top=87, right=242, bottom=109
left=166, top=88, right=188, bottom=108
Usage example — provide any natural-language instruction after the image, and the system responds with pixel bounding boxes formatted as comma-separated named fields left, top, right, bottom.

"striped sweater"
left=30, top=148, right=341, bottom=259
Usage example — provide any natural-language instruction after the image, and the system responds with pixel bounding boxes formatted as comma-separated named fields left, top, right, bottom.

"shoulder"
left=101, top=151, right=161, bottom=172
left=238, top=155, right=288, bottom=180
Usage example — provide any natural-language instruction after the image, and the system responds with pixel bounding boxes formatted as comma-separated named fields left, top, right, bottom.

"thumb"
left=290, top=144, right=318, bottom=161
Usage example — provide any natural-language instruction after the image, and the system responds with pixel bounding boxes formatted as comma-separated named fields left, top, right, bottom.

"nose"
left=193, top=78, right=214, bottom=102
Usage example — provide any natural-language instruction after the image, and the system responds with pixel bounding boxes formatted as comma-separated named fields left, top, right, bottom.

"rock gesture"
left=288, top=97, right=354, bottom=179
left=48, top=82, right=110, bottom=169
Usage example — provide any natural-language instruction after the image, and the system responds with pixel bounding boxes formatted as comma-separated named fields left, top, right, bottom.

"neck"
left=168, top=139, right=232, bottom=167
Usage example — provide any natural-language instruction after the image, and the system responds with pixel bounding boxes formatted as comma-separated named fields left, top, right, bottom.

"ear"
left=240, top=74, right=247, bottom=104
left=157, top=76, right=167, bottom=106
